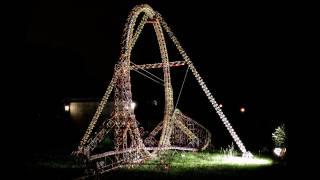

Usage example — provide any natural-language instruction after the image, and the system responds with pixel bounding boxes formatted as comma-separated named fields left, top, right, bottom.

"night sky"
left=13, top=1, right=291, bottom=157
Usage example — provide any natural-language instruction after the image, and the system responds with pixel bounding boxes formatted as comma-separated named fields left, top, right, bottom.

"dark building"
left=63, top=98, right=112, bottom=134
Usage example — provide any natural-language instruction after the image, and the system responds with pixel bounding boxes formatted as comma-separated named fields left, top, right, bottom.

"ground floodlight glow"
left=273, top=147, right=286, bottom=157
left=222, top=156, right=272, bottom=166
left=273, top=148, right=281, bottom=156
left=242, top=151, right=253, bottom=159
left=131, top=102, right=136, bottom=110
left=156, top=153, right=273, bottom=170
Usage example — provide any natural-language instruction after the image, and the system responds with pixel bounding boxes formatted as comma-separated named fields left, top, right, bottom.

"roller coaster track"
left=73, top=4, right=251, bottom=177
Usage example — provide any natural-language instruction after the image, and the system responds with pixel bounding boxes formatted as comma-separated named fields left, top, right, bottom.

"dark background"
left=11, top=0, right=292, bottom=162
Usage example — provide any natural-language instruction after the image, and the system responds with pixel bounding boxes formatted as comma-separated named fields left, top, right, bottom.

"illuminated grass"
left=172, top=152, right=272, bottom=167
left=28, top=151, right=279, bottom=179
left=134, top=152, right=273, bottom=172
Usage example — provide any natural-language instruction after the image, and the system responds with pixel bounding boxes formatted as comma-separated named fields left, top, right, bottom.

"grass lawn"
left=106, top=151, right=279, bottom=179
left=26, top=151, right=287, bottom=179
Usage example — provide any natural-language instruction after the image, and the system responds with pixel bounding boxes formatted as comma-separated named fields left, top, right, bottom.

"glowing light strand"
left=156, top=12, right=248, bottom=154
left=74, top=4, right=249, bottom=176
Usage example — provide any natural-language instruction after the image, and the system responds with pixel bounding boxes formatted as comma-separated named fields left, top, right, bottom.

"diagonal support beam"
left=130, top=61, right=186, bottom=70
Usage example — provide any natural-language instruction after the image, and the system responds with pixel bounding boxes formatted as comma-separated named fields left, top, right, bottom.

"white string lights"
left=73, top=4, right=252, bottom=177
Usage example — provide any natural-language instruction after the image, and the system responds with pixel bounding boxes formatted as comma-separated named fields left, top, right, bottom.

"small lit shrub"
left=272, top=124, right=286, bottom=147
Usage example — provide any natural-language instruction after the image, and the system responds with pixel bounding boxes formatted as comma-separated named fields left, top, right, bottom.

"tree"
left=272, top=124, right=286, bottom=147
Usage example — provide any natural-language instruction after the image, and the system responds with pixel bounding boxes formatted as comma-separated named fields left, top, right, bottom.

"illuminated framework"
left=74, top=4, right=251, bottom=176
